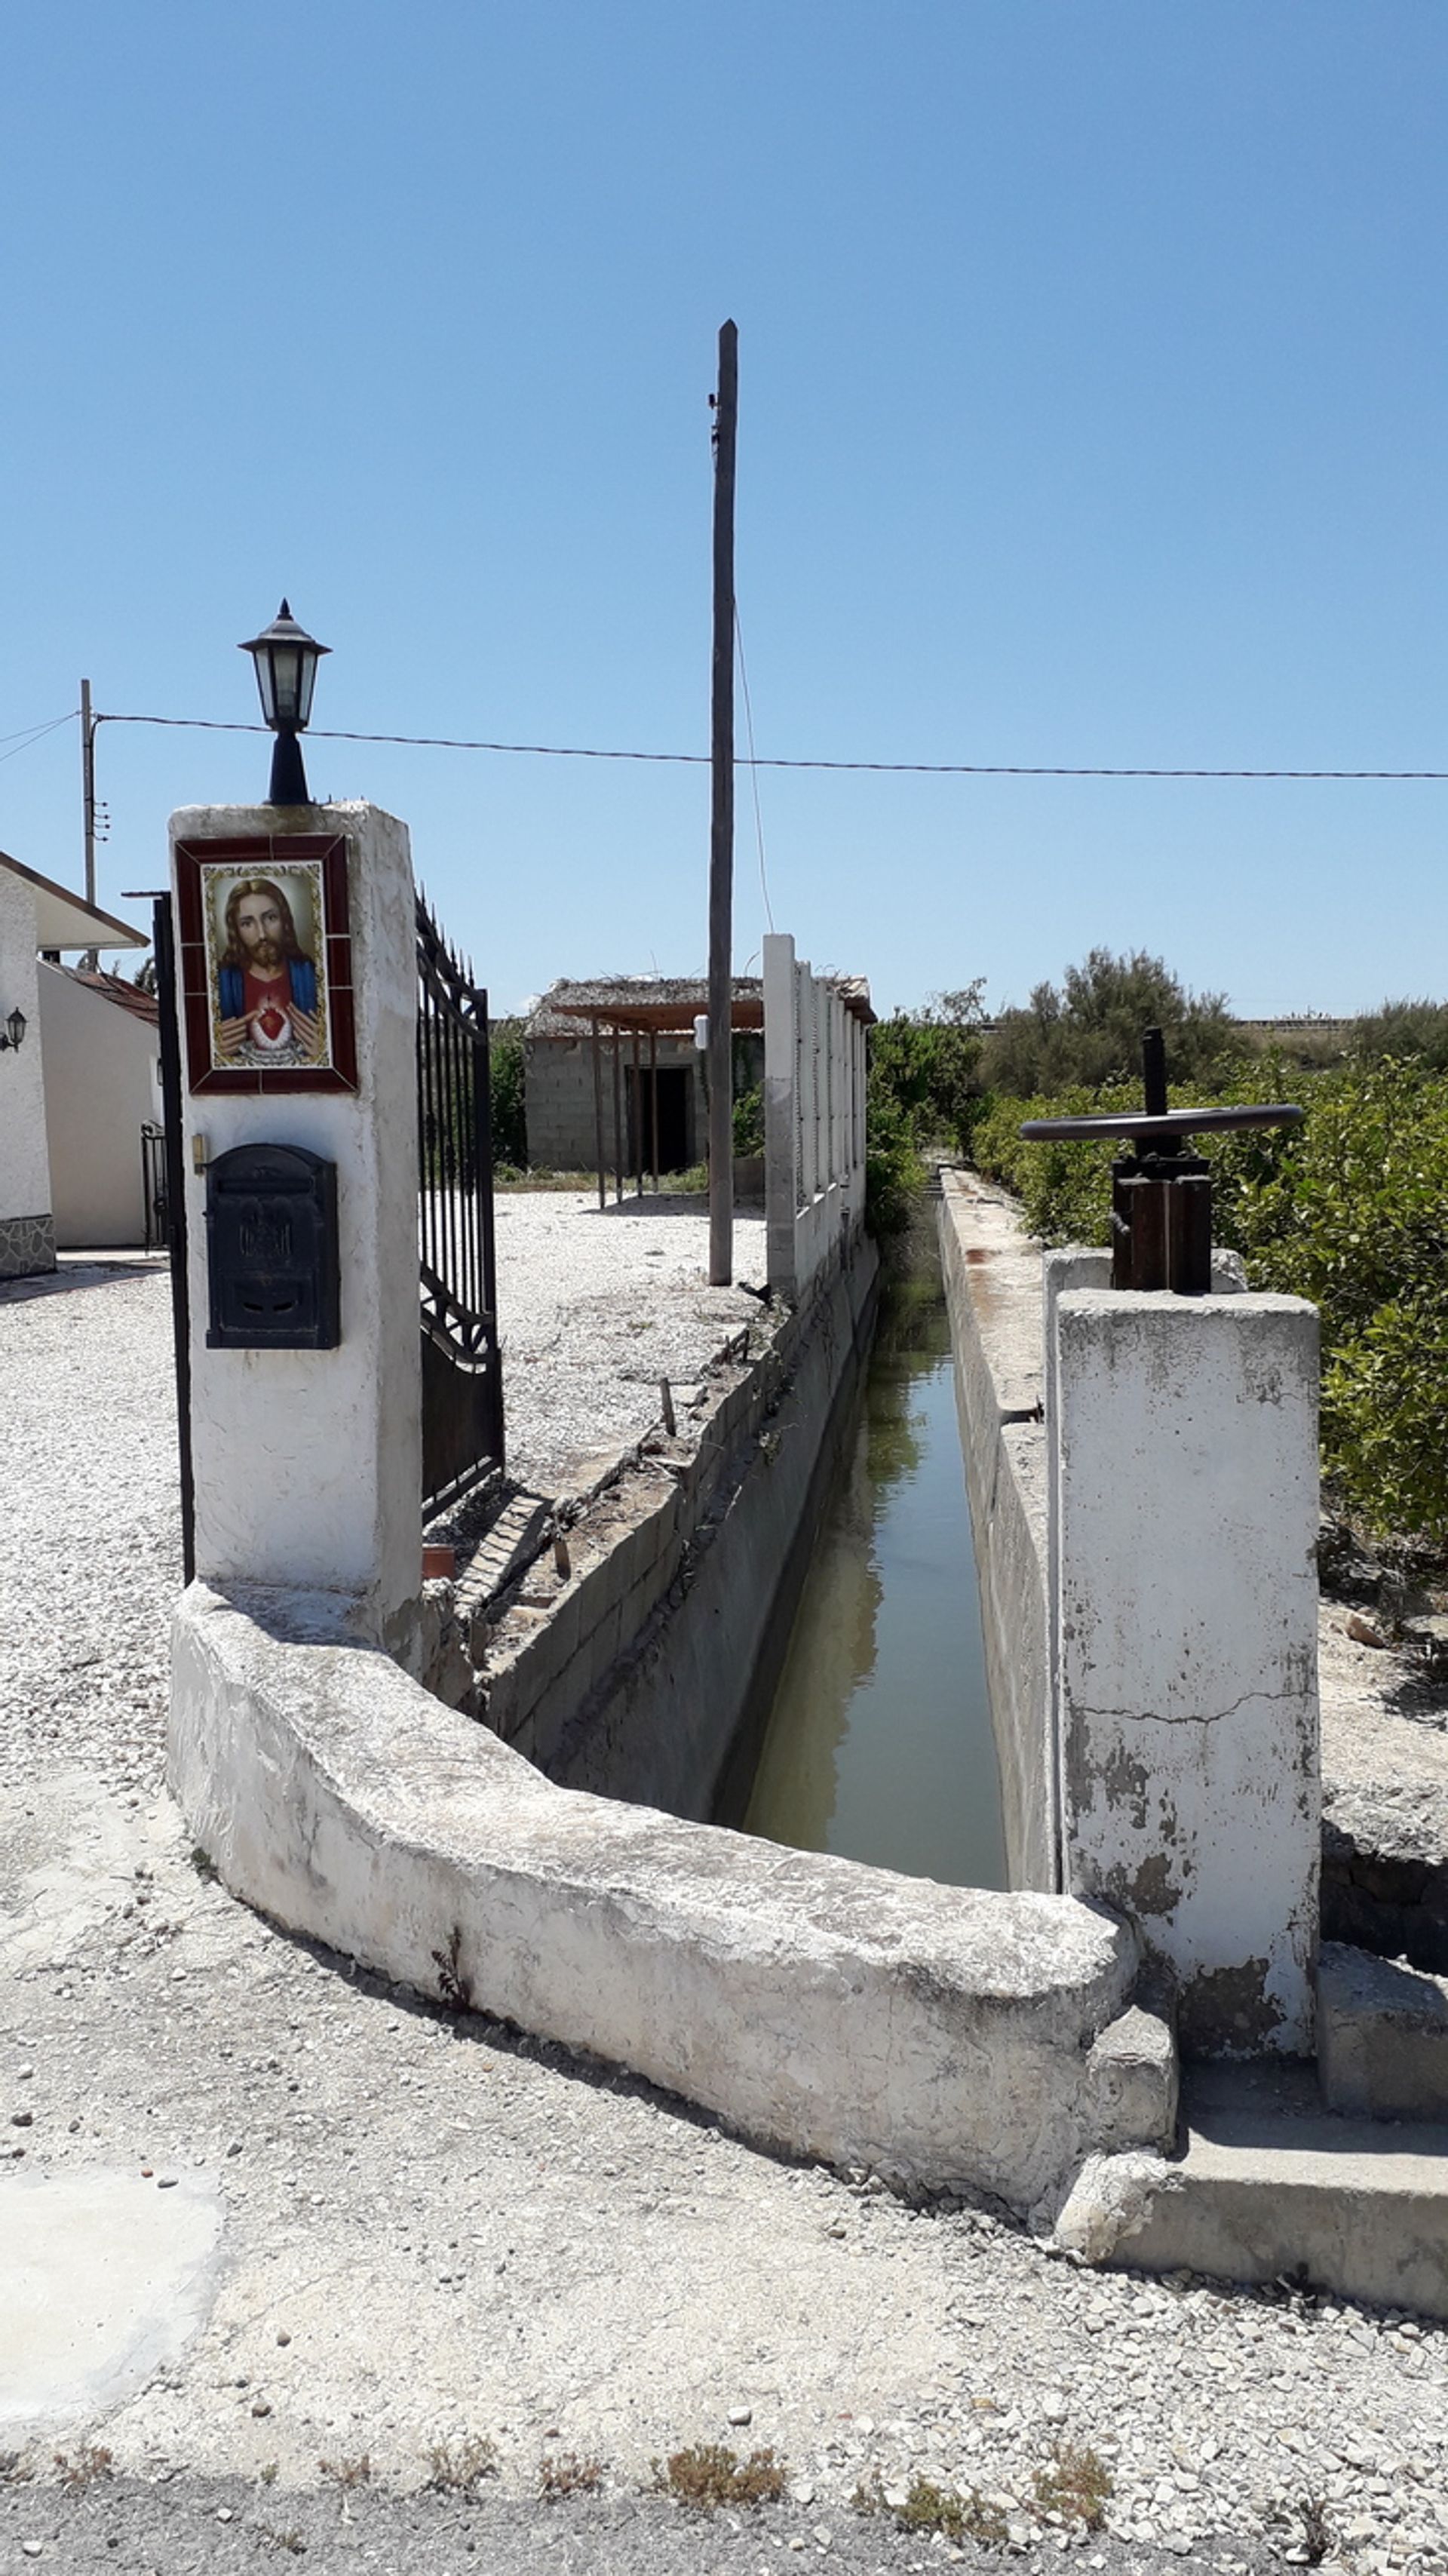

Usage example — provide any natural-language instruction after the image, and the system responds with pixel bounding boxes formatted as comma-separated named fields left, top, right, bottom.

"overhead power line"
left=87, top=708, right=1448, bottom=781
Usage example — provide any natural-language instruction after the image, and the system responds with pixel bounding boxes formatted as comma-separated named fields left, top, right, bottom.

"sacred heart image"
left=174, top=831, right=357, bottom=1096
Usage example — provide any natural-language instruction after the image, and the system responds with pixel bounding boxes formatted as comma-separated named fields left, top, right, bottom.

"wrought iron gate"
left=148, top=892, right=196, bottom=1581
left=417, top=892, right=504, bottom=1518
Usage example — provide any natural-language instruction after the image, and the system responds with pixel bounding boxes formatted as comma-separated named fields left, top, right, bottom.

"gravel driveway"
left=2, top=1227, right=1447, bottom=2574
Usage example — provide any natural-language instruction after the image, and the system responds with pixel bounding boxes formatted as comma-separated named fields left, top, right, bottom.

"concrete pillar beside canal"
left=167, top=801, right=420, bottom=1644
left=1050, top=1286, right=1320, bottom=2057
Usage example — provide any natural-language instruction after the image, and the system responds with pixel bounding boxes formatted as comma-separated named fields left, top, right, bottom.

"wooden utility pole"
left=80, top=678, right=99, bottom=971
left=707, top=320, right=738, bottom=1286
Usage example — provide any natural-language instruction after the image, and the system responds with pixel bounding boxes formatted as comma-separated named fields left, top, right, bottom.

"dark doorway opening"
left=632, top=1065, right=691, bottom=1174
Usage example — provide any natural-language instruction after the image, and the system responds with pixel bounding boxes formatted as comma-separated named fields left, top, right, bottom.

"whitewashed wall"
left=38, top=966, right=163, bottom=1247
left=170, top=803, right=422, bottom=1644
left=0, top=867, right=54, bottom=1276
left=762, top=932, right=867, bottom=1300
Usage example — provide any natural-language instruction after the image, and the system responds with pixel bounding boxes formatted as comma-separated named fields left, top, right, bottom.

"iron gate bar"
left=417, top=892, right=503, bottom=1518
left=152, top=892, right=196, bottom=1583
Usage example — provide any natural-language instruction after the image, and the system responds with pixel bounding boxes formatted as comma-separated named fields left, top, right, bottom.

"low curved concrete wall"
left=170, top=1580, right=1167, bottom=2209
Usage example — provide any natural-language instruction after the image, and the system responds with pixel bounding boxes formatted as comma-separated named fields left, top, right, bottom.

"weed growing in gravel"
left=538, top=2450, right=604, bottom=2499
left=1269, top=2492, right=1332, bottom=2566
left=319, top=2453, right=371, bottom=2489
left=257, top=2525, right=307, bottom=2554
left=189, top=1844, right=219, bottom=1882
left=52, top=2443, right=114, bottom=2488
left=259, top=2462, right=279, bottom=2485
left=851, top=2468, right=1008, bottom=2546
left=652, top=2442, right=787, bottom=2511
left=425, top=2435, right=499, bottom=2492
left=1032, top=2441, right=1113, bottom=2530
left=0, top=2451, right=32, bottom=2483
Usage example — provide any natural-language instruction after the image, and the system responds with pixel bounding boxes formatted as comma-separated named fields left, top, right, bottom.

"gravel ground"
left=492, top=1189, right=767, bottom=1496
left=3, top=1227, right=1448, bottom=2575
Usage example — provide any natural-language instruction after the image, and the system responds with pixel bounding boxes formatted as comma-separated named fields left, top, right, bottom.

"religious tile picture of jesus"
left=174, top=832, right=358, bottom=1095
left=203, top=861, right=330, bottom=1070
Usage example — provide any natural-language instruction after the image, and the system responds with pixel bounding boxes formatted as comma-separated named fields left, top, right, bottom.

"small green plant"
left=189, top=1844, right=219, bottom=1882
left=852, top=2467, right=1007, bottom=2544
left=425, top=2434, right=499, bottom=2492
left=258, top=2526, right=307, bottom=2555
left=431, top=1924, right=473, bottom=2013
left=319, top=2453, right=370, bottom=2489
left=259, top=2461, right=279, bottom=2485
left=652, top=2442, right=787, bottom=2511
left=1032, top=2441, right=1113, bottom=2529
left=52, top=2443, right=114, bottom=2488
left=538, top=2449, right=604, bottom=2499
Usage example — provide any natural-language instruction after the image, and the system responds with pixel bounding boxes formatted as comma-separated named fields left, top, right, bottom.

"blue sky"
left=2, top=4, right=1444, bottom=1017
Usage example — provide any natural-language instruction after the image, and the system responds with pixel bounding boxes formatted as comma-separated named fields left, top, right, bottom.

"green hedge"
left=973, top=1058, right=1448, bottom=1548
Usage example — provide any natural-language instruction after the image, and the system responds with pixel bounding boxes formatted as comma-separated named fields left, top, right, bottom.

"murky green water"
left=739, top=1256, right=1008, bottom=1890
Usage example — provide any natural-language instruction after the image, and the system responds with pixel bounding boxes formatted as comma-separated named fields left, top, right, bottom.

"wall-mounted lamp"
left=0, top=1008, right=27, bottom=1053
left=239, top=600, right=330, bottom=806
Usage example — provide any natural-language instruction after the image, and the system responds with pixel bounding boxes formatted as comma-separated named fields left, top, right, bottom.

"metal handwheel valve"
left=1019, top=1027, right=1303, bottom=1295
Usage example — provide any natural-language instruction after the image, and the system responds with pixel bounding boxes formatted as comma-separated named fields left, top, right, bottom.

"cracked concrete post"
left=1050, top=1288, right=1320, bottom=2056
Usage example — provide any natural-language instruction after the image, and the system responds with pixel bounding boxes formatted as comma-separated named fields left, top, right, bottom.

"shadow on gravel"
left=0, top=2476, right=1247, bottom=2576
left=0, top=1262, right=165, bottom=1305
left=268, top=1914, right=1012, bottom=2227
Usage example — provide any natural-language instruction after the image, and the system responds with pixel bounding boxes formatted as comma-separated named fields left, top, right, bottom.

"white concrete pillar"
left=168, top=803, right=421, bottom=1644
left=763, top=932, right=799, bottom=1297
left=1052, top=1287, right=1320, bottom=2056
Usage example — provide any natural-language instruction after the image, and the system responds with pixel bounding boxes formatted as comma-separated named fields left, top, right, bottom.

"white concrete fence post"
left=763, top=931, right=799, bottom=1297
left=167, top=802, right=421, bottom=1647
left=1048, top=1281, right=1321, bottom=2056
left=763, top=932, right=869, bottom=1302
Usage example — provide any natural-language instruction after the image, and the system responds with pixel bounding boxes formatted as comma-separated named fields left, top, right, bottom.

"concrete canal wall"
left=938, top=1174, right=1057, bottom=1894
left=475, top=1230, right=880, bottom=1819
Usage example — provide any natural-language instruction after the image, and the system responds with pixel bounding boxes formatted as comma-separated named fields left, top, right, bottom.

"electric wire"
left=733, top=606, right=775, bottom=932
left=0, top=710, right=78, bottom=765
left=90, top=708, right=1448, bottom=781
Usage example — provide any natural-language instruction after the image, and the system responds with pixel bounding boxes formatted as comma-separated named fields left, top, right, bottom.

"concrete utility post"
left=707, top=318, right=738, bottom=1287
left=167, top=801, right=421, bottom=1647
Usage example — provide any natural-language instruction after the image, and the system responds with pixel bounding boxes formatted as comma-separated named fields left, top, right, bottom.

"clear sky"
left=2, top=3, right=1444, bottom=1018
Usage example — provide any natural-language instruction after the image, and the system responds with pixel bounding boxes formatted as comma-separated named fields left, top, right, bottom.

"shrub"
left=489, top=1019, right=527, bottom=1168
left=732, top=1083, right=765, bottom=1157
left=982, top=948, right=1244, bottom=1099
left=973, top=1051, right=1448, bottom=1548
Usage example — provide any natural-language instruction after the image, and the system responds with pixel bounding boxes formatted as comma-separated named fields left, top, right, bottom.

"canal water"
left=734, top=1246, right=1008, bottom=1890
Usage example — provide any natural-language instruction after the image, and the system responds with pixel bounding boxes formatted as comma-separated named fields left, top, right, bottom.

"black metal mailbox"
left=205, top=1141, right=340, bottom=1349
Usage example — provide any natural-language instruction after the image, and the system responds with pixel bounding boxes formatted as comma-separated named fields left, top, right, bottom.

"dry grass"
left=318, top=2453, right=370, bottom=2490
left=1032, top=2441, right=1113, bottom=2530
left=52, top=2444, right=114, bottom=2489
left=652, top=2442, right=787, bottom=2512
left=853, top=2467, right=1008, bottom=2546
left=538, top=2449, right=604, bottom=2499
left=424, top=2434, right=499, bottom=2493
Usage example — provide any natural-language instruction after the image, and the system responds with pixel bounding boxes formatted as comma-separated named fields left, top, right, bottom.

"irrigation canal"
left=730, top=1242, right=1008, bottom=1891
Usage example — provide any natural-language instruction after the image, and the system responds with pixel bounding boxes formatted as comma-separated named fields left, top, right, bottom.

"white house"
left=38, top=965, right=164, bottom=1248
left=0, top=849, right=149, bottom=1279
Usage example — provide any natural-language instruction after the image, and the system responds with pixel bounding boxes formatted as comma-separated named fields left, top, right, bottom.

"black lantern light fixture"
left=239, top=600, right=330, bottom=805
left=0, top=1007, right=27, bottom=1054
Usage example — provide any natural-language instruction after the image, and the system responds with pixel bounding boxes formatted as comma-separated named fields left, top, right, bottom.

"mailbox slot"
left=205, top=1141, right=340, bottom=1349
